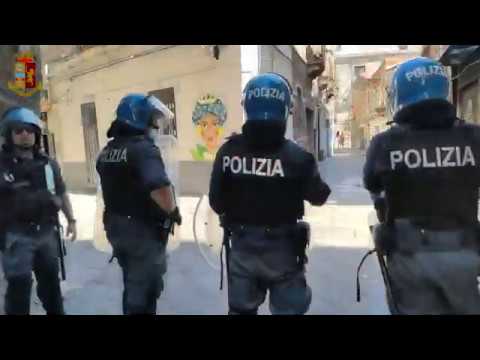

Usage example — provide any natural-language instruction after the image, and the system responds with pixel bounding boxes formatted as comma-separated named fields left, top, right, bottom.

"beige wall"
left=259, top=45, right=295, bottom=139
left=45, top=45, right=244, bottom=191
left=40, top=45, right=79, bottom=64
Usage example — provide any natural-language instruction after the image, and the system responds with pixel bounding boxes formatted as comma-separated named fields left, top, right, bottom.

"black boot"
left=5, top=276, right=33, bottom=315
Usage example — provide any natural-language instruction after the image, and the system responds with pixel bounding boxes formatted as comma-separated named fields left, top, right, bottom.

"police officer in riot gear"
left=364, top=57, right=480, bottom=314
left=209, top=73, right=331, bottom=315
left=96, top=94, right=181, bottom=315
left=0, top=107, right=76, bottom=315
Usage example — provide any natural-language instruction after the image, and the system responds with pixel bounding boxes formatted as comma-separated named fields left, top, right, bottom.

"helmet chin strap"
left=13, top=143, right=35, bottom=157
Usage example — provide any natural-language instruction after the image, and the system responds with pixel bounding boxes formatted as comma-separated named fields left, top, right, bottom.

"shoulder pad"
left=225, top=133, right=243, bottom=143
left=378, top=125, right=405, bottom=139
left=281, top=140, right=312, bottom=164
left=458, top=122, right=480, bottom=139
left=219, top=134, right=244, bottom=150
left=284, top=139, right=308, bottom=154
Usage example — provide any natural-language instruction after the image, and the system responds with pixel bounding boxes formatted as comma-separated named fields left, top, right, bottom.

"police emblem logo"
left=8, top=51, right=43, bottom=97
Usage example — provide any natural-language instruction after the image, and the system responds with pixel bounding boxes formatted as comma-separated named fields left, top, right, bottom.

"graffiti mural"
left=191, top=94, right=227, bottom=161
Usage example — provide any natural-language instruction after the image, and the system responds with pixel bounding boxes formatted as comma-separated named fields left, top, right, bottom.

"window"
left=80, top=102, right=100, bottom=186
left=354, top=65, right=366, bottom=77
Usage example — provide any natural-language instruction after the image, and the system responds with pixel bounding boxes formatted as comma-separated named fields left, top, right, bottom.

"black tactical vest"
left=382, top=125, right=480, bottom=227
left=217, top=135, right=312, bottom=226
left=96, top=137, right=165, bottom=223
left=0, top=151, right=58, bottom=225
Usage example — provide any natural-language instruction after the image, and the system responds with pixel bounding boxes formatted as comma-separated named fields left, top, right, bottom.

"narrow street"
left=2, top=45, right=477, bottom=316
left=0, top=150, right=389, bottom=315
left=305, top=150, right=389, bottom=314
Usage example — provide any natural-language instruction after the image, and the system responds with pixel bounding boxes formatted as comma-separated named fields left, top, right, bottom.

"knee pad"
left=124, top=291, right=157, bottom=315
left=125, top=303, right=155, bottom=315
left=228, top=307, right=258, bottom=315
left=270, top=282, right=312, bottom=315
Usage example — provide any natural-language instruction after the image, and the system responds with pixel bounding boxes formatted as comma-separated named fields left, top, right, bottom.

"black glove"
left=295, top=221, right=311, bottom=267
left=374, top=197, right=386, bottom=223
left=170, top=207, right=182, bottom=226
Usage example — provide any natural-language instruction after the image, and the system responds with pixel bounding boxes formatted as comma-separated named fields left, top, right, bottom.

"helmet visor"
left=147, top=96, right=175, bottom=135
left=148, top=96, right=173, bottom=120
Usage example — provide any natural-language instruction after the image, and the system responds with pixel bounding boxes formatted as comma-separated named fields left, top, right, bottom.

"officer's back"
left=212, top=131, right=328, bottom=226
left=362, top=57, right=480, bottom=315
left=210, top=75, right=330, bottom=227
left=209, top=73, right=330, bottom=316
left=365, top=105, right=480, bottom=229
left=366, top=120, right=480, bottom=228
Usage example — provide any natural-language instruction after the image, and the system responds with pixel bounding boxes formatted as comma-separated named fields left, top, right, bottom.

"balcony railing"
left=306, top=46, right=325, bottom=80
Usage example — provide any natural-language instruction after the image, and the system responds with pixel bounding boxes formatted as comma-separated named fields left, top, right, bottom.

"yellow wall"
left=46, top=45, right=244, bottom=168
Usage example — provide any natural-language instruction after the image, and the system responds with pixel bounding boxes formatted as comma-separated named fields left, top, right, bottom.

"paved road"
left=0, top=150, right=389, bottom=315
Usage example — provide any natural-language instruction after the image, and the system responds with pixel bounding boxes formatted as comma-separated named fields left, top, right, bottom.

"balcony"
left=306, top=46, right=325, bottom=80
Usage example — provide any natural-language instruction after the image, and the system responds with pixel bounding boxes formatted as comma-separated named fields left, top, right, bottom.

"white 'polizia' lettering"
left=390, top=146, right=476, bottom=170
left=247, top=87, right=286, bottom=102
left=100, top=148, right=128, bottom=163
left=256, top=158, right=267, bottom=176
left=441, top=147, right=456, bottom=167
left=222, top=156, right=285, bottom=177
left=405, top=65, right=448, bottom=82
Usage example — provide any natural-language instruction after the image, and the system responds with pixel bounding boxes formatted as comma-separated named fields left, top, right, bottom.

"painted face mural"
left=191, top=94, right=227, bottom=161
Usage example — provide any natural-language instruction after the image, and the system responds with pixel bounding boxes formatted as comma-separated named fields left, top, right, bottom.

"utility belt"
left=104, top=211, right=170, bottom=243
left=105, top=211, right=171, bottom=265
left=104, top=210, right=165, bottom=225
left=225, top=222, right=309, bottom=256
left=8, top=219, right=57, bottom=235
left=375, top=218, right=479, bottom=255
left=356, top=218, right=480, bottom=313
left=219, top=217, right=310, bottom=290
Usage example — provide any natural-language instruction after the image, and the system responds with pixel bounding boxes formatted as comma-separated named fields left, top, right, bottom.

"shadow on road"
left=0, top=240, right=389, bottom=315
left=306, top=245, right=389, bottom=315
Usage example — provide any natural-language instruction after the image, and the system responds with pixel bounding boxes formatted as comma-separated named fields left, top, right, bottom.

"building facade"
left=311, top=45, right=336, bottom=160
left=351, top=54, right=419, bottom=148
left=291, top=45, right=330, bottom=158
left=438, top=45, right=480, bottom=124
left=334, top=45, right=422, bottom=150
left=41, top=45, right=324, bottom=194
